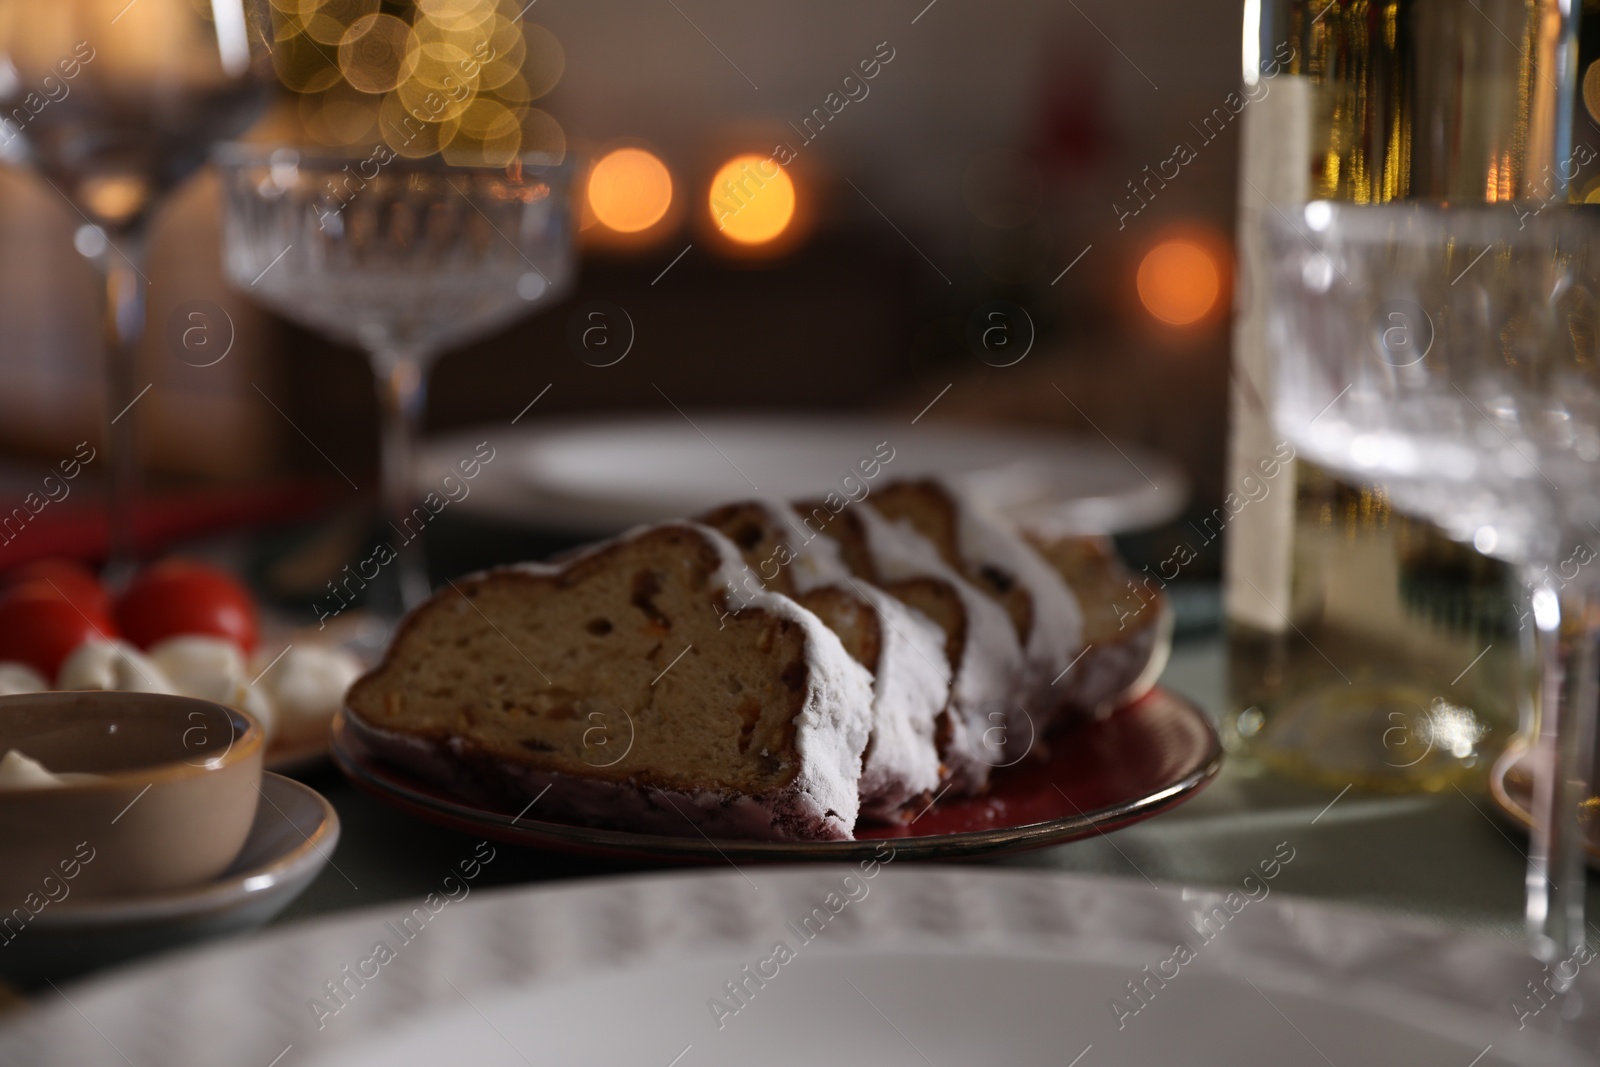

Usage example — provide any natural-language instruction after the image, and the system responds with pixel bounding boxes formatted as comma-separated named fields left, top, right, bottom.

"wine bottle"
left=1226, top=0, right=1580, bottom=789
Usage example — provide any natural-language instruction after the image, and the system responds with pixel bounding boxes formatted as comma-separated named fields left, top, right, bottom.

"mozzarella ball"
left=57, top=641, right=174, bottom=694
left=255, top=644, right=362, bottom=748
left=149, top=635, right=247, bottom=704
left=0, top=662, right=47, bottom=696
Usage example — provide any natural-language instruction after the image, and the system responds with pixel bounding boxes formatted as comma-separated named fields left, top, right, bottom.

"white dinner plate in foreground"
left=1, top=867, right=1591, bottom=1065
left=420, top=415, right=1188, bottom=536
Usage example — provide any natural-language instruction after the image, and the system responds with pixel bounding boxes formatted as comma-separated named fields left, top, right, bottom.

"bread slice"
left=344, top=523, right=875, bottom=841
left=697, top=500, right=949, bottom=820
left=1025, top=533, right=1170, bottom=717
left=871, top=479, right=1085, bottom=731
left=793, top=497, right=1024, bottom=793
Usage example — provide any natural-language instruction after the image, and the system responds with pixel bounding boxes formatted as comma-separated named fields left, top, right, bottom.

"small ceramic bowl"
left=0, top=691, right=264, bottom=903
left=0, top=772, right=338, bottom=986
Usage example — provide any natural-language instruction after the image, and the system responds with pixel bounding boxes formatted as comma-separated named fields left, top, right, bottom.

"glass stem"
left=374, top=350, right=431, bottom=611
left=1525, top=572, right=1600, bottom=991
left=97, top=235, right=148, bottom=583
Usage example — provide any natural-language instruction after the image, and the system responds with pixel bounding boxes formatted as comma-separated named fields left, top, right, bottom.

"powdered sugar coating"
left=940, top=478, right=1086, bottom=734
left=854, top=504, right=1025, bottom=792
left=846, top=579, right=949, bottom=816
left=720, top=500, right=949, bottom=819
left=356, top=522, right=876, bottom=841
left=768, top=503, right=854, bottom=593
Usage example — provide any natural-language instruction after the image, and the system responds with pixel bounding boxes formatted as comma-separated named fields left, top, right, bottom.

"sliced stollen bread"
left=1025, top=533, right=1171, bottom=717
left=871, top=478, right=1085, bottom=730
left=344, top=522, right=876, bottom=841
left=697, top=499, right=950, bottom=821
left=793, top=496, right=1025, bottom=793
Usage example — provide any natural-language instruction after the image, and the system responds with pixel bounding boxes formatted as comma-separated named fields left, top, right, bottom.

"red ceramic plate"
left=329, top=686, right=1222, bottom=862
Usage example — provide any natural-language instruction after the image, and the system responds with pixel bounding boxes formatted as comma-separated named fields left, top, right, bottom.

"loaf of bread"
left=345, top=523, right=876, bottom=841
left=697, top=499, right=949, bottom=820
left=345, top=482, right=1170, bottom=841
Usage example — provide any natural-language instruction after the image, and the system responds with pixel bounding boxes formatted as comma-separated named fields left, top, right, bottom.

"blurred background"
left=0, top=0, right=1237, bottom=590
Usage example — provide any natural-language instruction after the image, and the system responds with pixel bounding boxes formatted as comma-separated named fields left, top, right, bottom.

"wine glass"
left=214, top=145, right=573, bottom=612
left=1267, top=202, right=1600, bottom=982
left=0, top=0, right=274, bottom=573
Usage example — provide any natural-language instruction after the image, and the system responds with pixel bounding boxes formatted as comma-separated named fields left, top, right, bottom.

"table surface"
left=273, top=631, right=1600, bottom=948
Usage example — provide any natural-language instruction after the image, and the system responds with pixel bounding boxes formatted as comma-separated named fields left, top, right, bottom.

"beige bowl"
left=0, top=691, right=264, bottom=904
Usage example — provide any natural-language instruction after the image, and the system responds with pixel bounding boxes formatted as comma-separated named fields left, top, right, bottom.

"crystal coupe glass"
left=216, top=145, right=573, bottom=611
left=1268, top=202, right=1600, bottom=983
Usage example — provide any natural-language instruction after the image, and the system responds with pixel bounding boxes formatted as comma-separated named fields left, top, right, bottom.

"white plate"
left=2, top=867, right=1589, bottom=1065
left=421, top=415, right=1188, bottom=536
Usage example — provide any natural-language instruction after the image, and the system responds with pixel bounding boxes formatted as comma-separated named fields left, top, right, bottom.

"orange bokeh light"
left=587, top=148, right=673, bottom=234
left=1136, top=239, right=1221, bottom=326
left=708, top=154, right=795, bottom=245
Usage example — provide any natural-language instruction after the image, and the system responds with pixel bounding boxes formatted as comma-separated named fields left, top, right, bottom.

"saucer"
left=0, top=772, right=339, bottom=986
left=1489, top=738, right=1600, bottom=871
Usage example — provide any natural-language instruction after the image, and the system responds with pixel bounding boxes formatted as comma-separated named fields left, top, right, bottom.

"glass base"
left=1233, top=681, right=1488, bottom=792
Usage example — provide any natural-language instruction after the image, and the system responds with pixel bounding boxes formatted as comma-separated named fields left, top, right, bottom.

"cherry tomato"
left=114, top=560, right=259, bottom=654
left=1, top=558, right=111, bottom=617
left=0, top=582, right=119, bottom=680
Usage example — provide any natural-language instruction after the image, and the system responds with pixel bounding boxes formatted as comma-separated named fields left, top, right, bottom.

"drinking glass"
left=0, top=0, right=274, bottom=573
left=1268, top=202, right=1600, bottom=979
left=215, top=145, right=573, bottom=611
